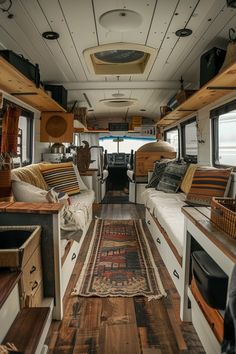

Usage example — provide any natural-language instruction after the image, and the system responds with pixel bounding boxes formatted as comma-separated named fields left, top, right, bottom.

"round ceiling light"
left=175, top=28, right=192, bottom=37
left=99, top=9, right=142, bottom=32
left=100, top=98, right=137, bottom=108
left=42, top=31, right=60, bottom=40
left=112, top=93, right=125, bottom=98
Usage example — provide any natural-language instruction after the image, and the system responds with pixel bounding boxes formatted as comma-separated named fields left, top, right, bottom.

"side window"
left=211, top=99, right=236, bottom=168
left=212, top=111, right=236, bottom=167
left=13, top=113, right=33, bottom=167
left=164, top=127, right=179, bottom=156
left=181, top=118, right=198, bottom=163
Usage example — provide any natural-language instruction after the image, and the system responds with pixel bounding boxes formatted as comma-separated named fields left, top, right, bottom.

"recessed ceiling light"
left=99, top=9, right=142, bottom=32
left=42, top=31, right=60, bottom=40
left=175, top=28, right=192, bottom=37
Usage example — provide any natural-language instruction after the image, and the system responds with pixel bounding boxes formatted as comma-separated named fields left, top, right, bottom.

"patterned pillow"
left=180, top=164, right=199, bottom=194
left=146, top=159, right=171, bottom=188
left=39, top=162, right=80, bottom=196
left=185, top=168, right=232, bottom=206
left=157, top=162, right=188, bottom=193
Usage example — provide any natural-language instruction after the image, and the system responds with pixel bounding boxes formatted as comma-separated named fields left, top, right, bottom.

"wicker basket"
left=211, top=197, right=236, bottom=238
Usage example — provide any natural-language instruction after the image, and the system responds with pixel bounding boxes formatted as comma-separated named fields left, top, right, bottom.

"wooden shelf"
left=157, top=61, right=236, bottom=126
left=0, top=56, right=66, bottom=112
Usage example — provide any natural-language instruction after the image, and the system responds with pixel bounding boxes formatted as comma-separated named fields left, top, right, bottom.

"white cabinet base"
left=145, top=208, right=183, bottom=295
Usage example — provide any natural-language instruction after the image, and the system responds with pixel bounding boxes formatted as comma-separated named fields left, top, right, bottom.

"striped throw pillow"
left=186, top=168, right=232, bottom=206
left=39, top=162, right=80, bottom=196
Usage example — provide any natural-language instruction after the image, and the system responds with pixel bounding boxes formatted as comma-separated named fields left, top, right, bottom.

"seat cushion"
left=142, top=189, right=186, bottom=256
left=69, top=189, right=95, bottom=209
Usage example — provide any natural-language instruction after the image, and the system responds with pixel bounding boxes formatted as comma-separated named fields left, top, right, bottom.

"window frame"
left=181, top=117, right=198, bottom=163
left=211, top=99, right=236, bottom=168
left=2, top=99, right=34, bottom=166
left=164, top=126, right=179, bottom=158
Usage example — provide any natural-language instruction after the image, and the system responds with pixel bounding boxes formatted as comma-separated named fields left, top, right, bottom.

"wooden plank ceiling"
left=0, top=0, right=235, bottom=123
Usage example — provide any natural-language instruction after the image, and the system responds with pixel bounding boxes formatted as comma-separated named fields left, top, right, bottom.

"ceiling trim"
left=62, top=80, right=188, bottom=90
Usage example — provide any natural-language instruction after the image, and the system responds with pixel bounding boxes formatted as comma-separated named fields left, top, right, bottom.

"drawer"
left=21, top=246, right=43, bottom=300
left=61, top=241, right=80, bottom=296
left=146, top=209, right=182, bottom=295
left=21, top=226, right=41, bottom=268
left=25, top=281, right=44, bottom=308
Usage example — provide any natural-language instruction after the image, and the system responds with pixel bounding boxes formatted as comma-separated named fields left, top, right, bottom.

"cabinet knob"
left=147, top=220, right=151, bottom=225
left=156, top=237, right=161, bottom=244
left=30, top=265, right=36, bottom=274
left=31, top=281, right=38, bottom=291
left=173, top=269, right=179, bottom=279
left=71, top=253, right=77, bottom=261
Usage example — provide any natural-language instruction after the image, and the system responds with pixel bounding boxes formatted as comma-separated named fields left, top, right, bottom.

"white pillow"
left=12, top=180, right=49, bottom=203
left=72, top=164, right=88, bottom=190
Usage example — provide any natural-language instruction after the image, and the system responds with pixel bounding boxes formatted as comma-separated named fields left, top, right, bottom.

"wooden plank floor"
left=46, top=203, right=205, bottom=354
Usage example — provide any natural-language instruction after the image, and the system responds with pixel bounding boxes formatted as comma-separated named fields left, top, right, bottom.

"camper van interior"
left=0, top=0, right=236, bottom=353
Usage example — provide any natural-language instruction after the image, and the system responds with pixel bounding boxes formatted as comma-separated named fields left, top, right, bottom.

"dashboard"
left=107, top=153, right=130, bottom=167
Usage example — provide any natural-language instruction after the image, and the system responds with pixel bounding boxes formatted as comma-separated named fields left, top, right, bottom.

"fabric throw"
left=186, top=168, right=232, bottom=206
left=146, top=159, right=171, bottom=188
left=1, top=106, right=21, bottom=154
left=72, top=219, right=166, bottom=300
left=157, top=162, right=188, bottom=193
left=39, top=162, right=80, bottom=196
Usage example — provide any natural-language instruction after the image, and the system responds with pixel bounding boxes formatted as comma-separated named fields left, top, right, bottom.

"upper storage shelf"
left=0, top=57, right=66, bottom=112
left=157, top=60, right=236, bottom=127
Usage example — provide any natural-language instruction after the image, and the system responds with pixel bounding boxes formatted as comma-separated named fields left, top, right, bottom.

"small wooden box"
left=0, top=225, right=41, bottom=268
left=176, top=90, right=197, bottom=105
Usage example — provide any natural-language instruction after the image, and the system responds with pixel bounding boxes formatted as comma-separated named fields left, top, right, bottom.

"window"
left=99, top=136, right=156, bottom=153
left=164, top=127, right=179, bottom=156
left=211, top=100, right=236, bottom=167
left=13, top=113, right=33, bottom=166
left=181, top=118, right=198, bottom=163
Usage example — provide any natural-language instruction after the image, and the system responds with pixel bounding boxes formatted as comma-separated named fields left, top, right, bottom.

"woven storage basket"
left=211, top=197, right=236, bottom=238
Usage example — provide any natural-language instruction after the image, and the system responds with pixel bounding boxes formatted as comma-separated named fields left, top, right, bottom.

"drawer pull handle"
left=156, top=237, right=161, bottom=244
left=147, top=220, right=151, bottom=225
left=30, top=265, right=36, bottom=274
left=71, top=253, right=77, bottom=261
left=173, top=269, right=179, bottom=279
left=32, top=281, right=38, bottom=291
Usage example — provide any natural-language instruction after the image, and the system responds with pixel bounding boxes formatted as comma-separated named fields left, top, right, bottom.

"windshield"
left=99, top=136, right=156, bottom=153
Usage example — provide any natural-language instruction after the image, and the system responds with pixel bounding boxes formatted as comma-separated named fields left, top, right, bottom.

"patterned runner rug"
left=72, top=219, right=166, bottom=300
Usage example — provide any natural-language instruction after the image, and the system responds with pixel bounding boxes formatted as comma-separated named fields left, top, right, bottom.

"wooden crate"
left=176, top=90, right=197, bottom=105
left=211, top=197, right=236, bottom=238
left=0, top=225, right=41, bottom=268
left=135, top=151, right=176, bottom=177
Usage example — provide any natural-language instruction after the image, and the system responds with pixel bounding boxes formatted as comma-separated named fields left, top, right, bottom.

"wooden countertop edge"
left=0, top=202, right=64, bottom=214
left=182, top=206, right=236, bottom=264
left=0, top=270, right=22, bottom=310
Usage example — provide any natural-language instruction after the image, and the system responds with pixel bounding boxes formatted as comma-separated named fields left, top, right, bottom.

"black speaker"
left=200, top=47, right=226, bottom=87
left=44, top=84, right=68, bottom=110
left=227, top=0, right=236, bottom=8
